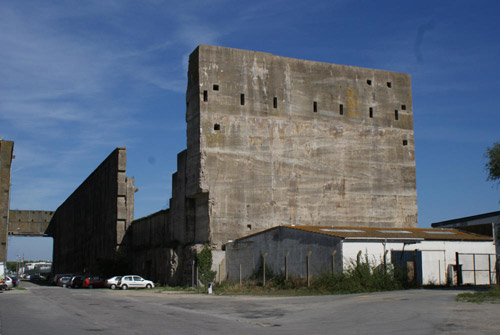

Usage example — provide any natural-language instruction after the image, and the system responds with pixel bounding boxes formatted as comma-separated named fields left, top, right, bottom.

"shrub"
left=196, top=244, right=216, bottom=286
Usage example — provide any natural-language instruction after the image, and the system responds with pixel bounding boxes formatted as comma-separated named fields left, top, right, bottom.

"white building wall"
left=342, top=240, right=496, bottom=285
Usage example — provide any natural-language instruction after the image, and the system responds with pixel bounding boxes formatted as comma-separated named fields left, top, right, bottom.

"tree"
left=196, top=244, right=216, bottom=286
left=485, top=142, right=500, bottom=188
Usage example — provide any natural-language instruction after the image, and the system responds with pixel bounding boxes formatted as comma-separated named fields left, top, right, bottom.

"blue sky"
left=2, top=0, right=499, bottom=261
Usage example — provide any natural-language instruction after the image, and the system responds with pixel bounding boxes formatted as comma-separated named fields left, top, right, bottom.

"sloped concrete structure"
left=130, top=45, right=418, bottom=285
left=46, top=148, right=136, bottom=275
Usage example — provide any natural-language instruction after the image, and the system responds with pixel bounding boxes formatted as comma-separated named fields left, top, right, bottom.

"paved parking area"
left=1, top=282, right=499, bottom=334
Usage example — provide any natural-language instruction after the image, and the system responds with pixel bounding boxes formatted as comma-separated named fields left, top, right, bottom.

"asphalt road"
left=0, top=282, right=499, bottom=334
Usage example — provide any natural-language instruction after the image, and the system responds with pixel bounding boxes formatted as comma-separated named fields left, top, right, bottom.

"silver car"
left=105, top=276, right=122, bottom=290
left=118, top=275, right=154, bottom=290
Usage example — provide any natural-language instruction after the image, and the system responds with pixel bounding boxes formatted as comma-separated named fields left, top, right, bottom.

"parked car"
left=4, top=276, right=14, bottom=289
left=84, top=276, right=106, bottom=289
left=58, top=276, right=72, bottom=287
left=70, top=275, right=86, bottom=288
left=105, top=276, right=121, bottom=290
left=118, top=275, right=154, bottom=290
left=52, top=274, right=74, bottom=286
left=9, top=276, right=18, bottom=287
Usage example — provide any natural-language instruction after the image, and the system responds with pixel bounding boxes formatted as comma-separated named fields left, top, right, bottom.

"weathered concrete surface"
left=187, top=45, right=417, bottom=248
left=46, top=147, right=136, bottom=275
left=131, top=45, right=417, bottom=285
left=8, top=210, right=53, bottom=236
left=0, top=140, right=14, bottom=262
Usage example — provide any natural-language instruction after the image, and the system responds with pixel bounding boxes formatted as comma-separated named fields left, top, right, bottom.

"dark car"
left=10, top=276, right=18, bottom=287
left=29, top=274, right=43, bottom=281
left=84, top=276, right=106, bottom=289
left=70, top=275, right=86, bottom=288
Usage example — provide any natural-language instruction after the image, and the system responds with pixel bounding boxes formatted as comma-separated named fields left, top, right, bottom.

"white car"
left=4, top=276, right=14, bottom=289
left=105, top=276, right=122, bottom=289
left=118, top=275, right=154, bottom=290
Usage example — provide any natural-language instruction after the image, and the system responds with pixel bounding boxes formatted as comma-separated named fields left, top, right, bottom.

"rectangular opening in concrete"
left=403, top=139, right=408, bottom=146
left=214, top=124, right=220, bottom=131
left=203, top=90, right=208, bottom=102
left=339, top=104, right=344, bottom=115
left=240, top=94, right=245, bottom=106
left=387, top=82, right=392, bottom=88
left=369, top=107, right=373, bottom=118
left=213, top=84, right=219, bottom=91
left=313, top=101, right=318, bottom=113
left=395, top=110, right=399, bottom=120
left=273, top=97, right=278, bottom=108
left=401, top=104, right=407, bottom=110
left=367, top=79, right=372, bottom=85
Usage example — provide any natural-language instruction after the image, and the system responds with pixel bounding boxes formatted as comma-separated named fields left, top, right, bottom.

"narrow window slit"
left=213, top=84, right=219, bottom=91
left=339, top=104, right=344, bottom=115
left=313, top=101, right=318, bottom=113
left=240, top=94, right=245, bottom=106
left=369, top=107, right=373, bottom=118
left=403, top=140, right=408, bottom=146
left=387, top=82, right=392, bottom=88
left=367, top=79, right=372, bottom=85
left=214, top=124, right=220, bottom=131
left=203, top=90, right=208, bottom=102
left=401, top=104, right=407, bottom=110
left=273, top=97, right=278, bottom=108
left=395, top=110, right=399, bottom=120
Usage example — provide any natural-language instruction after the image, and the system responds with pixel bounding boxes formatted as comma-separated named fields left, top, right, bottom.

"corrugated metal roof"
left=237, top=225, right=493, bottom=241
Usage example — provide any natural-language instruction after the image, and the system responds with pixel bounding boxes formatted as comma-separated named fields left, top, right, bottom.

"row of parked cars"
left=53, top=274, right=154, bottom=290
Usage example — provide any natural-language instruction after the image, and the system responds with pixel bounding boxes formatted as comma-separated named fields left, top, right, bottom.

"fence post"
left=192, top=260, right=195, bottom=288
left=473, top=254, right=476, bottom=285
left=306, top=250, right=312, bottom=287
left=331, top=250, right=337, bottom=274
left=218, top=264, right=221, bottom=284
left=285, top=252, right=290, bottom=281
left=262, top=252, right=268, bottom=286
left=438, top=260, right=441, bottom=285
left=239, top=264, right=242, bottom=286
left=488, top=255, right=492, bottom=285
left=196, top=266, right=199, bottom=293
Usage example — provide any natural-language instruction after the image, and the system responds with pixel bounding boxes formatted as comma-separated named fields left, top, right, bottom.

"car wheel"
left=89, top=284, right=93, bottom=289
left=146, top=284, right=152, bottom=289
left=110, top=284, right=116, bottom=290
left=122, top=284, right=128, bottom=290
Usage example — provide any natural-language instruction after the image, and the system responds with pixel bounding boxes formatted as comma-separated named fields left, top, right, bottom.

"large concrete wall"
left=8, top=210, right=54, bottom=236
left=185, top=45, right=417, bottom=248
left=46, top=148, right=135, bottom=275
left=0, top=140, right=14, bottom=262
left=130, top=45, right=418, bottom=285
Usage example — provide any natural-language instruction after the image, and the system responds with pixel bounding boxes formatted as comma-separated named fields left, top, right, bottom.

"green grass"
left=14, top=286, right=27, bottom=290
left=456, top=286, right=500, bottom=303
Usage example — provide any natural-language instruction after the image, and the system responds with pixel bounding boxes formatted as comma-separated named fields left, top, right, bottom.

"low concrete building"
left=226, top=226, right=496, bottom=285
